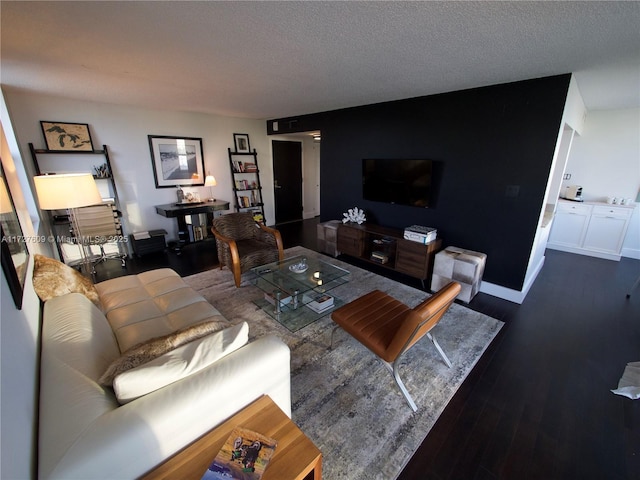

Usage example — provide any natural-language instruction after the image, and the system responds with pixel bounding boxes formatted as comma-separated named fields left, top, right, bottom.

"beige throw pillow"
left=32, top=254, right=101, bottom=307
left=99, top=320, right=226, bottom=386
left=113, top=322, right=249, bottom=403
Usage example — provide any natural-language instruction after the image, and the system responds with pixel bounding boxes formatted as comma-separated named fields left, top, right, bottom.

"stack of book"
left=370, top=251, right=389, bottom=264
left=264, top=290, right=291, bottom=306
left=252, top=211, right=264, bottom=223
left=403, top=225, right=437, bottom=244
left=304, top=294, right=334, bottom=314
left=238, top=195, right=253, bottom=207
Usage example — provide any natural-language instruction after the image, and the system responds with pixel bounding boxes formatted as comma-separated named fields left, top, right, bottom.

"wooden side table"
left=142, top=395, right=322, bottom=480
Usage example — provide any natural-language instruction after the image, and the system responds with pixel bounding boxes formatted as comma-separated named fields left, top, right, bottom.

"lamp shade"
left=204, top=175, right=217, bottom=187
left=34, top=173, right=102, bottom=210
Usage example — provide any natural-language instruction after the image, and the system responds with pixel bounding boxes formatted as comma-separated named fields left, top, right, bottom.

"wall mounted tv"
left=362, top=158, right=433, bottom=208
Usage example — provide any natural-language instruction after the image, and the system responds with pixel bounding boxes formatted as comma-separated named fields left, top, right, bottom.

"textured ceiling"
left=1, top=1, right=639, bottom=119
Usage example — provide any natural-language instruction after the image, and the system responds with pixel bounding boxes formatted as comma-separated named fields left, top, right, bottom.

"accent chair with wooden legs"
left=330, top=281, right=461, bottom=411
left=210, top=212, right=284, bottom=287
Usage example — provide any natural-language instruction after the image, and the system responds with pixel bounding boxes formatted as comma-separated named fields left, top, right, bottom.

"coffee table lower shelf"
left=142, top=395, right=322, bottom=480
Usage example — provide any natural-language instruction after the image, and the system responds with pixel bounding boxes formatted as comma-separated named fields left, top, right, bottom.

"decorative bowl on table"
left=289, top=259, right=308, bottom=274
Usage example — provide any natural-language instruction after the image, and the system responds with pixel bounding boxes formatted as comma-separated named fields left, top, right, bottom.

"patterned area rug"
left=184, top=246, right=503, bottom=480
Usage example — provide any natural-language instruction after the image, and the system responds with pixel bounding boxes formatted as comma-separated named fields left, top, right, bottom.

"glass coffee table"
left=252, top=255, right=350, bottom=332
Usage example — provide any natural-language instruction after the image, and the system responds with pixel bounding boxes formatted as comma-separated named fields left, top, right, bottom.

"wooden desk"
left=142, top=395, right=322, bottom=480
left=155, top=200, right=229, bottom=245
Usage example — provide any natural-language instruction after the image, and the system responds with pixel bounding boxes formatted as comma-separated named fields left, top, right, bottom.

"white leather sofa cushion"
left=96, top=268, right=226, bottom=352
left=39, top=294, right=121, bottom=479
left=114, top=321, right=249, bottom=403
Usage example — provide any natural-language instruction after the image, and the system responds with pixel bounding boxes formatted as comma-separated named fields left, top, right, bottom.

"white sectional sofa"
left=38, top=268, right=291, bottom=479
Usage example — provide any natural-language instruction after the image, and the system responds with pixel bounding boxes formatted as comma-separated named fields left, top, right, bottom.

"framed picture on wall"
left=0, top=162, right=29, bottom=309
left=148, top=135, right=205, bottom=188
left=233, top=133, right=251, bottom=153
left=40, top=121, right=94, bottom=151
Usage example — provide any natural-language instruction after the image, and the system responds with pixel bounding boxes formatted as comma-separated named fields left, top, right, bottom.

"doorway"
left=272, top=140, right=303, bottom=224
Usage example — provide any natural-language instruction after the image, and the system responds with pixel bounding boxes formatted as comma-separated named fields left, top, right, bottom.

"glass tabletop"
left=251, top=255, right=350, bottom=331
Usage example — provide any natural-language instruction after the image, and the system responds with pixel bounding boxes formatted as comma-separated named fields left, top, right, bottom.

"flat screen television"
left=362, top=158, right=433, bottom=208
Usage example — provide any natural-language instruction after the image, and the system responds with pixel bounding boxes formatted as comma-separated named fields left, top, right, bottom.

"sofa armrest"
left=40, top=335, right=290, bottom=480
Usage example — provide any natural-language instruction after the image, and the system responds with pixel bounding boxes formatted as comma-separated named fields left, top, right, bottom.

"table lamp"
left=34, top=173, right=103, bottom=274
left=204, top=174, right=217, bottom=202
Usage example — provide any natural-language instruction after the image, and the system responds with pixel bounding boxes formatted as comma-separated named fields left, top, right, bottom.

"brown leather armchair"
left=210, top=212, right=284, bottom=287
left=331, top=281, right=461, bottom=411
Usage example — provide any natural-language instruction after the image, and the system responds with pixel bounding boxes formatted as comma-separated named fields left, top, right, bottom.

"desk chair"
left=72, top=202, right=127, bottom=274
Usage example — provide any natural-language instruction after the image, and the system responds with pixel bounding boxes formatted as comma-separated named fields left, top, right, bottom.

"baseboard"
left=479, top=256, right=545, bottom=305
left=479, top=282, right=526, bottom=304
left=622, top=247, right=640, bottom=260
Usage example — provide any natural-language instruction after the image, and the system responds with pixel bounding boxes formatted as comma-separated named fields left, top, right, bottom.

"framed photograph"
left=233, top=133, right=251, bottom=153
left=0, top=162, right=29, bottom=309
left=148, top=135, right=205, bottom=188
left=40, top=121, right=94, bottom=151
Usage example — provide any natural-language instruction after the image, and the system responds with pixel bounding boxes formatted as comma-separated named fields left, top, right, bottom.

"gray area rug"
left=184, top=246, right=503, bottom=480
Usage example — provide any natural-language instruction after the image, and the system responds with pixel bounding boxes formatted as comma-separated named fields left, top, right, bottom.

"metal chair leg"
left=427, top=332, right=452, bottom=368
left=384, top=360, right=418, bottom=412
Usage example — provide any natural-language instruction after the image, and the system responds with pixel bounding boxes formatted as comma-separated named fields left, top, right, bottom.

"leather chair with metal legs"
left=330, top=281, right=461, bottom=411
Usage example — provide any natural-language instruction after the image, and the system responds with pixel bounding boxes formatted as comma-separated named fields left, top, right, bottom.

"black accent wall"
left=268, top=75, right=571, bottom=291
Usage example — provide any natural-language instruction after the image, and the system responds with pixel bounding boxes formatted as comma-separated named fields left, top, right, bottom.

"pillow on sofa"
left=32, top=254, right=101, bottom=307
left=113, top=321, right=249, bottom=403
left=99, top=320, right=226, bottom=386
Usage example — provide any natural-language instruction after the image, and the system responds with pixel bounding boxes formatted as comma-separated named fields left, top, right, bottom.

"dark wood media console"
left=337, top=223, right=442, bottom=289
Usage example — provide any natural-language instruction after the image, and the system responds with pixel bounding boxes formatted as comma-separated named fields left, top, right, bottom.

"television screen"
left=362, top=158, right=433, bottom=208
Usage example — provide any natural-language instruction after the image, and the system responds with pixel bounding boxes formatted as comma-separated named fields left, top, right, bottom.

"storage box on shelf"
left=130, top=229, right=167, bottom=256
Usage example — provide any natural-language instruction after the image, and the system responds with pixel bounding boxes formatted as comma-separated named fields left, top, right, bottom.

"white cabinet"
left=548, top=203, right=592, bottom=247
left=547, top=201, right=634, bottom=260
left=583, top=205, right=632, bottom=254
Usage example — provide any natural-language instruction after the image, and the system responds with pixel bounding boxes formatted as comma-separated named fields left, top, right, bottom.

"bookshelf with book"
left=228, top=147, right=266, bottom=223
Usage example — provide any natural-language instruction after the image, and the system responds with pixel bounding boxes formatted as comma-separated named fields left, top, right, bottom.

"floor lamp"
left=34, top=173, right=103, bottom=275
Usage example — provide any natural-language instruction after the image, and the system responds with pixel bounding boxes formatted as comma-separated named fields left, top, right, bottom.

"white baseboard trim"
left=479, top=256, right=545, bottom=305
left=479, top=282, right=525, bottom=304
left=622, top=247, right=640, bottom=260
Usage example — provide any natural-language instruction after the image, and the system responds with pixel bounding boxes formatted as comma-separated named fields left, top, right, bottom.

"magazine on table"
left=201, top=427, right=277, bottom=480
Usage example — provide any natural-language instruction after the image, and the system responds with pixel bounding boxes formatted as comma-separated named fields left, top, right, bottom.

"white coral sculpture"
left=342, top=206, right=366, bottom=224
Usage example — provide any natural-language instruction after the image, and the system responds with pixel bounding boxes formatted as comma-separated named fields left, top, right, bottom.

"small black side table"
left=154, top=200, right=230, bottom=247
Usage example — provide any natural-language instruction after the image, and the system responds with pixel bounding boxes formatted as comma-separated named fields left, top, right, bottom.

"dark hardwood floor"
left=94, top=218, right=640, bottom=480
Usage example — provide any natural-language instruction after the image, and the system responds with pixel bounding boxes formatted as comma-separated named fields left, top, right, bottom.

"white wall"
left=4, top=89, right=276, bottom=240
left=302, top=137, right=321, bottom=219
left=1, top=99, right=55, bottom=479
left=563, top=108, right=640, bottom=258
